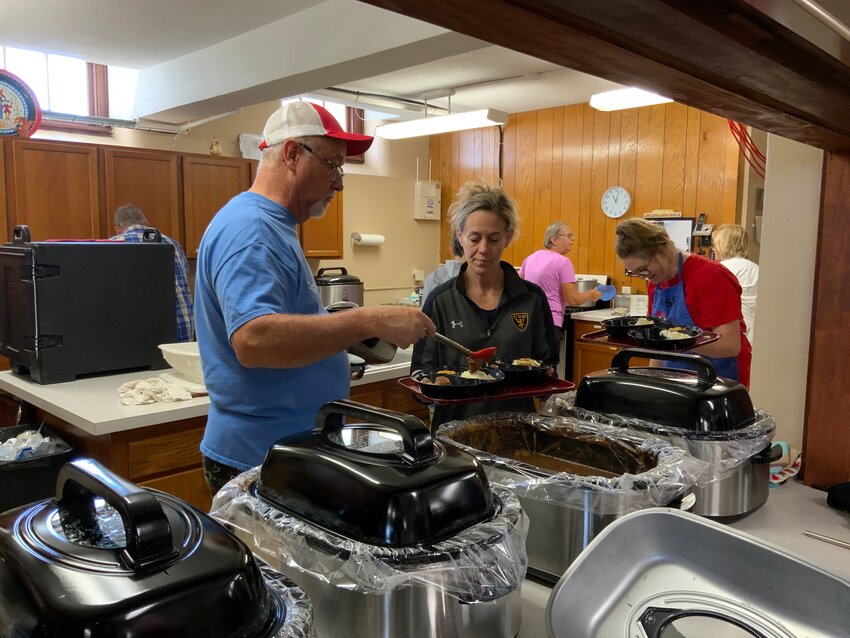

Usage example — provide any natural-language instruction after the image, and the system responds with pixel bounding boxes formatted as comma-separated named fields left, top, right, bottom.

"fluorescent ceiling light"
left=589, top=88, right=673, bottom=112
left=374, top=109, right=509, bottom=139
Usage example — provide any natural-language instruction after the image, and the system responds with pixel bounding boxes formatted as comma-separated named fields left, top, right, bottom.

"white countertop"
left=517, top=479, right=850, bottom=636
left=0, top=369, right=212, bottom=436
left=0, top=349, right=414, bottom=436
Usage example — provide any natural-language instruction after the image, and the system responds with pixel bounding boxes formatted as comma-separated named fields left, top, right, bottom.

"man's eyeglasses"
left=299, top=142, right=344, bottom=182
left=559, top=232, right=575, bottom=240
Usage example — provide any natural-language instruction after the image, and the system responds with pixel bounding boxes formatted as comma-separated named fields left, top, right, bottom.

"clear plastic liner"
left=542, top=391, right=775, bottom=485
left=436, top=412, right=706, bottom=516
left=259, top=563, right=314, bottom=638
left=0, top=429, right=67, bottom=462
left=211, top=468, right=528, bottom=603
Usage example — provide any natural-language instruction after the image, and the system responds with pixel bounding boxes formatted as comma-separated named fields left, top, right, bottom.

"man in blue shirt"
left=111, top=204, right=194, bottom=342
left=194, top=101, right=435, bottom=494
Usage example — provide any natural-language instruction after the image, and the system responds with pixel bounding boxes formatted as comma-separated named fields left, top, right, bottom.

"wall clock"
left=601, top=186, right=631, bottom=218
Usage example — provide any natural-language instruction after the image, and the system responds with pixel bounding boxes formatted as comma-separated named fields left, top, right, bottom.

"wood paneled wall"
left=429, top=103, right=739, bottom=292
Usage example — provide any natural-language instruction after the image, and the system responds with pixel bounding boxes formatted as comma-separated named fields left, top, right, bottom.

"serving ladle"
left=432, top=332, right=497, bottom=362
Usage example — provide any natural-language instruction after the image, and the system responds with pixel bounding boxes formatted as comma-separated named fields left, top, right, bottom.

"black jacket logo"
left=512, top=313, right=529, bottom=332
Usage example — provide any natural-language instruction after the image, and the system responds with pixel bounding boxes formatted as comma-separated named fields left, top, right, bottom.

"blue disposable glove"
left=596, top=284, right=616, bottom=302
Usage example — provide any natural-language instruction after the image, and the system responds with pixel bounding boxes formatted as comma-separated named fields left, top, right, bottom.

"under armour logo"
left=451, top=320, right=464, bottom=329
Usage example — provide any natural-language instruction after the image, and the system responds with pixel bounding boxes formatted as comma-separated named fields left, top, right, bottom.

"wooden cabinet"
left=349, top=376, right=431, bottom=425
left=102, top=147, right=181, bottom=241
left=5, top=139, right=100, bottom=240
left=1, top=140, right=343, bottom=259
left=300, top=192, right=344, bottom=258
left=182, top=155, right=251, bottom=258
left=0, top=142, right=6, bottom=245
left=31, top=409, right=212, bottom=512
left=573, top=319, right=650, bottom=380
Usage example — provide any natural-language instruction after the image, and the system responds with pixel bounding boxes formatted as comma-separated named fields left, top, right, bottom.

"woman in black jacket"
left=411, top=181, right=559, bottom=427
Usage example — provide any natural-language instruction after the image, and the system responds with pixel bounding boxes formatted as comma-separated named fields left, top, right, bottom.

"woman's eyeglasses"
left=559, top=232, right=575, bottom=240
left=625, top=259, right=652, bottom=278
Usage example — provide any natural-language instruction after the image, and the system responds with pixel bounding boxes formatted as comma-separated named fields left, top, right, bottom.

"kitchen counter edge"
left=0, top=357, right=413, bottom=436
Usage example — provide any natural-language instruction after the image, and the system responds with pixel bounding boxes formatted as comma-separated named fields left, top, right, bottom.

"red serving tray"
left=397, top=376, right=575, bottom=405
left=579, top=328, right=720, bottom=351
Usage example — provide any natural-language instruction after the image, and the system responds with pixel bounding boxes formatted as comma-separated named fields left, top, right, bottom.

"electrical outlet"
left=412, top=268, right=425, bottom=283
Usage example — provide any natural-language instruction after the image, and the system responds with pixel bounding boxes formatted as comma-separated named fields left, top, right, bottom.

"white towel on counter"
left=118, top=378, right=193, bottom=405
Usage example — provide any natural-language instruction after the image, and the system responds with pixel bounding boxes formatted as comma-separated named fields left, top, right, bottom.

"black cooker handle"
left=56, top=458, right=178, bottom=570
left=316, top=266, right=348, bottom=277
left=315, top=399, right=437, bottom=465
left=611, top=348, right=718, bottom=386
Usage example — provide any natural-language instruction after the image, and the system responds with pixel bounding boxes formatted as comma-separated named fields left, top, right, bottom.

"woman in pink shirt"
left=519, top=222, right=601, bottom=329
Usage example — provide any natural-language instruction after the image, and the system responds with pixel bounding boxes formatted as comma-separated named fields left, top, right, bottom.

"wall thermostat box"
left=413, top=180, right=441, bottom=220
left=693, top=223, right=713, bottom=247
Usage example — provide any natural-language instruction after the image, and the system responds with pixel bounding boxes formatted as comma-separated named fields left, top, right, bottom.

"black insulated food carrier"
left=0, top=225, right=176, bottom=384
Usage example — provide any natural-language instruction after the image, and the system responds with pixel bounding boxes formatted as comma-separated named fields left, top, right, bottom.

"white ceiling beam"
left=135, top=0, right=487, bottom=123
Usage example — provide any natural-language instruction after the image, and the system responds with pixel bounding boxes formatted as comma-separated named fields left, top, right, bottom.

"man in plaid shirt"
left=111, top=204, right=194, bottom=342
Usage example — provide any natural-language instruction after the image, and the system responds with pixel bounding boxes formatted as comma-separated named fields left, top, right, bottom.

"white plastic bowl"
left=158, top=342, right=204, bottom=383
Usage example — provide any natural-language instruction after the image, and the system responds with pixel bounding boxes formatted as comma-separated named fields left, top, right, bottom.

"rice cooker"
left=315, top=267, right=364, bottom=308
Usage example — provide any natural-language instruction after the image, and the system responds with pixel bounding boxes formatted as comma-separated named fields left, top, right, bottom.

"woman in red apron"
left=614, top=219, right=751, bottom=387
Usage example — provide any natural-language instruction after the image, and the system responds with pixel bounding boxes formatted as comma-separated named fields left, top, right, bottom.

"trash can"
left=0, top=424, right=76, bottom=512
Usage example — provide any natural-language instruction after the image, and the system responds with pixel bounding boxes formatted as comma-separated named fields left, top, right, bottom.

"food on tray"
left=467, top=358, right=483, bottom=373
left=633, top=317, right=654, bottom=325
left=511, top=358, right=540, bottom=367
left=660, top=328, right=692, bottom=340
left=460, top=369, right=494, bottom=380
left=420, top=375, right=453, bottom=385
left=436, top=369, right=456, bottom=375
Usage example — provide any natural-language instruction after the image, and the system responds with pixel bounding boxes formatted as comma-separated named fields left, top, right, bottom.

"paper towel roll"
left=351, top=233, right=385, bottom=245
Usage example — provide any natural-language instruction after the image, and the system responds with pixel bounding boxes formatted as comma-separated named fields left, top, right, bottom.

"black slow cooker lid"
left=257, top=400, right=495, bottom=547
left=0, top=459, right=283, bottom=638
left=575, top=349, right=756, bottom=433
left=315, top=266, right=362, bottom=286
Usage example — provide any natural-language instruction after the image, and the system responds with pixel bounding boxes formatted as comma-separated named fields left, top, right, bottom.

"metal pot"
left=315, top=267, right=364, bottom=308
left=0, top=458, right=313, bottom=637
left=575, top=278, right=597, bottom=308
left=436, top=412, right=696, bottom=583
left=546, top=509, right=850, bottom=638
left=211, top=401, right=527, bottom=638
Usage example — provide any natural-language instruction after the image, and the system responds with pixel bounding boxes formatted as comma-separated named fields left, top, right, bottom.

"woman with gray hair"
left=712, top=223, right=758, bottom=343
left=411, top=181, right=559, bottom=427
left=519, top=221, right=602, bottom=330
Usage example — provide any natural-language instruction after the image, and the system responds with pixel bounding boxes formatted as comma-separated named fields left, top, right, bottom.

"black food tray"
left=579, top=328, right=719, bottom=351
left=398, top=376, right=575, bottom=405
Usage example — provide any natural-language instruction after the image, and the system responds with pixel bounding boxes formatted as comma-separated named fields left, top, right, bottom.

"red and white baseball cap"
left=258, top=101, right=374, bottom=156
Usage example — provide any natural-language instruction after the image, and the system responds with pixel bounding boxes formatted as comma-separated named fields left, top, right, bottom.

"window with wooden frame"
left=1, top=45, right=113, bottom=135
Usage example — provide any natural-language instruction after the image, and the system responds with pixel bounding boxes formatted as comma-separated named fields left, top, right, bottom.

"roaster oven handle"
left=611, top=348, right=718, bottom=387
left=315, top=399, right=437, bottom=465
left=56, top=458, right=178, bottom=570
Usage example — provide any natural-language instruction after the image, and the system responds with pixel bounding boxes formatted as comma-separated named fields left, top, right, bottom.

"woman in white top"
left=713, top=223, right=759, bottom=344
